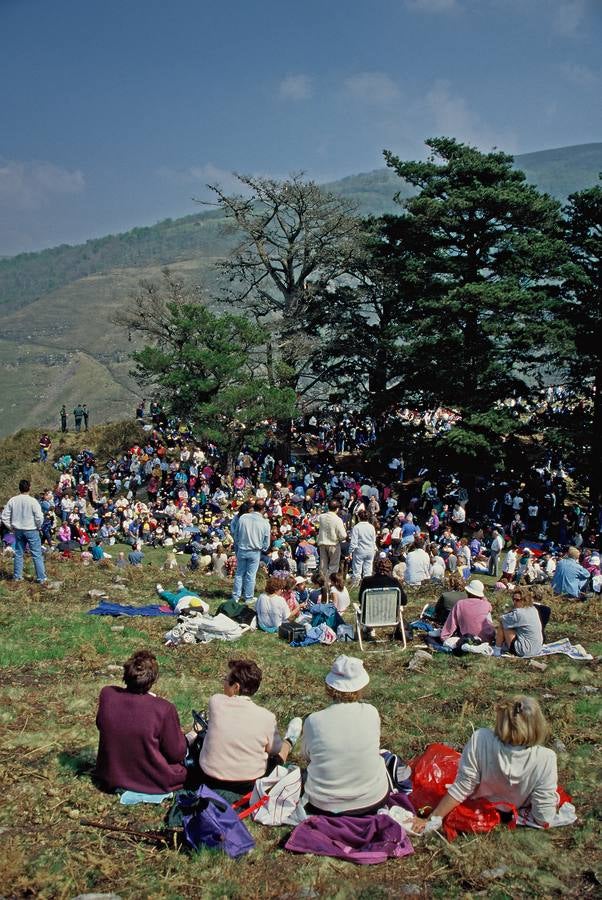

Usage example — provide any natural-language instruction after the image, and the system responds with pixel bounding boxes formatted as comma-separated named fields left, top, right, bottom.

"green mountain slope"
left=0, top=143, right=600, bottom=437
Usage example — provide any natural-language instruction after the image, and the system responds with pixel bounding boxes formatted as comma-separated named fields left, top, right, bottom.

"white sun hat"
left=325, top=655, right=370, bottom=692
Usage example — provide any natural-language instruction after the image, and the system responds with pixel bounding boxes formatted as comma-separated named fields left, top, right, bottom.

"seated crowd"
left=95, top=650, right=564, bottom=830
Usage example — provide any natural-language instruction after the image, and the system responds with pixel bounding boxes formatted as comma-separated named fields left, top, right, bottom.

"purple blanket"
left=285, top=813, right=413, bottom=865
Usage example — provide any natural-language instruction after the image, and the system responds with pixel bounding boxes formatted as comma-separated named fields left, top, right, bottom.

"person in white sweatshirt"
left=415, top=695, right=559, bottom=830
left=404, top=538, right=431, bottom=585
left=349, top=510, right=377, bottom=585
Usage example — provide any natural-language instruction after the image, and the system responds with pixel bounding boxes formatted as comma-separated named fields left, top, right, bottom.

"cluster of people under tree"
left=95, top=650, right=564, bottom=831
left=3, top=401, right=600, bottom=608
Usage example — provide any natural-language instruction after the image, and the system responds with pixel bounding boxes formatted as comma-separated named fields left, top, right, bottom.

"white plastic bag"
left=249, top=765, right=303, bottom=826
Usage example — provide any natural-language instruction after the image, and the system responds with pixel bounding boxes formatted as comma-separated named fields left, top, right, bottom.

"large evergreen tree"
left=562, top=178, right=602, bottom=506
left=373, top=137, right=567, bottom=465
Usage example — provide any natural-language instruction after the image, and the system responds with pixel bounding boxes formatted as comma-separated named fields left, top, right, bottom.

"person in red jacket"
left=95, top=650, right=187, bottom=794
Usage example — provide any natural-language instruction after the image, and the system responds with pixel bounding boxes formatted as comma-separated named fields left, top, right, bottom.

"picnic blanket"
left=87, top=600, right=174, bottom=617
left=522, top=638, right=592, bottom=661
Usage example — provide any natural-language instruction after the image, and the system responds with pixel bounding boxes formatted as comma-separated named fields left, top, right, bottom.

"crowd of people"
left=1, top=402, right=594, bottom=837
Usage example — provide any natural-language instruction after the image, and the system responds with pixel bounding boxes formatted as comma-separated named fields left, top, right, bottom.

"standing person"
left=38, top=433, right=51, bottom=462
left=317, top=500, right=347, bottom=577
left=231, top=500, right=270, bottom=603
left=82, top=404, right=90, bottom=431
left=488, top=529, right=505, bottom=577
left=60, top=405, right=67, bottom=432
left=73, top=404, right=84, bottom=433
left=1, top=479, right=47, bottom=583
left=349, top=509, right=377, bottom=586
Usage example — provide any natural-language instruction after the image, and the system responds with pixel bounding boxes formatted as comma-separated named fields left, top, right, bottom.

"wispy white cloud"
left=278, top=74, right=313, bottom=100
left=424, top=80, right=517, bottom=151
left=552, top=0, right=586, bottom=36
left=558, top=61, right=600, bottom=86
left=0, top=159, right=84, bottom=210
left=405, top=0, right=459, bottom=12
left=156, top=162, right=242, bottom=192
left=344, top=72, right=400, bottom=104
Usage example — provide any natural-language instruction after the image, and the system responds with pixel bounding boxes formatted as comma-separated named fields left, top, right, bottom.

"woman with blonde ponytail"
left=415, top=696, right=559, bottom=830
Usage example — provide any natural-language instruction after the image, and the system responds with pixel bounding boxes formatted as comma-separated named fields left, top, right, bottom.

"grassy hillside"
left=0, top=143, right=600, bottom=437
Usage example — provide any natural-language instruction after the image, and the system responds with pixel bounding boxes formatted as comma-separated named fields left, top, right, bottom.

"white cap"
left=325, top=655, right=369, bottom=692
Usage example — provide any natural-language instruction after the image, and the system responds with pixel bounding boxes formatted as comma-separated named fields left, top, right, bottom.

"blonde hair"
left=494, top=695, right=549, bottom=747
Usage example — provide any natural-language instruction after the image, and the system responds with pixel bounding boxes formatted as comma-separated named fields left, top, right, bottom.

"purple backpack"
left=177, top=785, right=255, bottom=858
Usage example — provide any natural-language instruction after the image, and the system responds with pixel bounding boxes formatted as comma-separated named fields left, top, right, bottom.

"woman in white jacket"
left=416, top=696, right=559, bottom=829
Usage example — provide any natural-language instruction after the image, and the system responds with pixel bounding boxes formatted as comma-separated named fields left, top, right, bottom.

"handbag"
left=244, top=765, right=303, bottom=826
left=176, top=785, right=255, bottom=857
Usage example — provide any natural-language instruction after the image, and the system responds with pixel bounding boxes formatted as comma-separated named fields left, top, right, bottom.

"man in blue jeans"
left=231, top=500, right=271, bottom=603
left=1, top=479, right=47, bottom=583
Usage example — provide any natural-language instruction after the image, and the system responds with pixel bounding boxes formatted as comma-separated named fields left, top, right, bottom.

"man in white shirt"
left=1, top=479, right=46, bottom=583
left=404, top=539, right=432, bottom=585
left=488, top=529, right=505, bottom=577
left=349, top=510, right=377, bottom=585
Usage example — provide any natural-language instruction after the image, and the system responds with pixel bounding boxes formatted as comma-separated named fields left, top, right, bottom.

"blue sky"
left=0, top=0, right=600, bottom=256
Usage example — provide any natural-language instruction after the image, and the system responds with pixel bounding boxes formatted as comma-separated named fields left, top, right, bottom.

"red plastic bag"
left=409, top=743, right=461, bottom=815
left=410, top=744, right=518, bottom=841
left=444, top=799, right=517, bottom=841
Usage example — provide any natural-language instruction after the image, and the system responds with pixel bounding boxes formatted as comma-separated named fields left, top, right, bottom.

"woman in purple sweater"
left=95, top=650, right=187, bottom=794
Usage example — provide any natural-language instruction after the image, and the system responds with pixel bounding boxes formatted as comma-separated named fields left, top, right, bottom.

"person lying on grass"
left=95, top=650, right=187, bottom=795
left=413, top=695, right=560, bottom=832
left=300, top=655, right=391, bottom=817
left=189, top=658, right=301, bottom=795
left=495, top=586, right=544, bottom=658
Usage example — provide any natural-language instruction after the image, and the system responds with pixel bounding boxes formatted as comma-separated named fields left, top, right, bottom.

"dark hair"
left=357, top=509, right=368, bottom=522
left=330, top=572, right=345, bottom=591
left=123, top=650, right=158, bottom=693
left=254, top=499, right=265, bottom=513
left=328, top=500, right=340, bottom=511
left=375, top=557, right=393, bottom=575
left=227, top=659, right=262, bottom=696
left=19, top=479, right=30, bottom=493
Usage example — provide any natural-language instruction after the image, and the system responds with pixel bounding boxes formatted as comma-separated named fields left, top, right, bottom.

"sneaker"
left=156, top=583, right=164, bottom=594
left=284, top=716, right=303, bottom=746
left=176, top=581, right=185, bottom=591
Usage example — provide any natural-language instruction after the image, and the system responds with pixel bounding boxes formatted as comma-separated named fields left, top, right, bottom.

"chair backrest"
left=359, top=587, right=401, bottom=627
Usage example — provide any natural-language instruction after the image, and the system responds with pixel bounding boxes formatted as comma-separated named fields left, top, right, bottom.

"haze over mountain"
left=0, top=142, right=600, bottom=438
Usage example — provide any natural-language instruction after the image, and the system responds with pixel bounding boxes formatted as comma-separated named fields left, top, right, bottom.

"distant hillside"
left=0, top=142, right=600, bottom=437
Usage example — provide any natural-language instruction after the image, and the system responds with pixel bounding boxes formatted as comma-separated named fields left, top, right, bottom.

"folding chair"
left=353, top=586, right=407, bottom=652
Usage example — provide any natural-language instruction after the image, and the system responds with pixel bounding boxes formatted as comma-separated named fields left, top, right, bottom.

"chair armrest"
left=353, top=603, right=360, bottom=613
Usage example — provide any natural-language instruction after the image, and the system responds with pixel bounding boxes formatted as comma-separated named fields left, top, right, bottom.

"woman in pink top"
left=440, top=579, right=495, bottom=643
